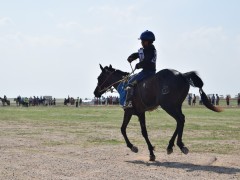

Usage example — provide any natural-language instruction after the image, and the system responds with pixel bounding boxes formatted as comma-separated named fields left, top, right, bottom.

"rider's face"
left=141, top=40, right=149, bottom=48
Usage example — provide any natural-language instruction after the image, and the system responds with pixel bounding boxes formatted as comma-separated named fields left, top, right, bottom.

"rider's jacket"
left=129, top=44, right=156, bottom=72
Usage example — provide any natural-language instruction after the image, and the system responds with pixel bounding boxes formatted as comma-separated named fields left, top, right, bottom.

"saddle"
left=117, top=72, right=170, bottom=109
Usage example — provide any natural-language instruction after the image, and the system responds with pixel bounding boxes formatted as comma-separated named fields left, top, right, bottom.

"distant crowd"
left=0, top=95, right=56, bottom=107
left=1, top=94, right=240, bottom=107
left=188, top=94, right=240, bottom=107
left=15, top=95, right=56, bottom=107
left=64, top=96, right=82, bottom=107
left=94, top=96, right=119, bottom=105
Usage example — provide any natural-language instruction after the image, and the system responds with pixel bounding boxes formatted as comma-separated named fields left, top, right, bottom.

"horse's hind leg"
left=175, top=109, right=189, bottom=154
left=138, top=113, right=155, bottom=161
left=162, top=106, right=189, bottom=155
left=121, top=110, right=138, bottom=153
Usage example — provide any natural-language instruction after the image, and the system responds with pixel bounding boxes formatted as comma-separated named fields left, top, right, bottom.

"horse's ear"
left=109, top=64, right=112, bottom=69
left=99, top=64, right=104, bottom=71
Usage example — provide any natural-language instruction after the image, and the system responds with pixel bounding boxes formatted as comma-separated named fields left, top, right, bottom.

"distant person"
left=192, top=94, right=196, bottom=106
left=64, top=98, right=67, bottom=105
left=76, top=97, right=79, bottom=107
left=80, top=98, right=82, bottom=106
left=211, top=94, right=215, bottom=105
left=102, top=96, right=106, bottom=105
left=199, top=96, right=203, bottom=105
left=68, top=95, right=70, bottom=102
left=216, top=94, right=220, bottom=105
left=36, top=96, right=39, bottom=106
left=17, top=95, right=21, bottom=106
left=226, top=95, right=230, bottom=106
left=24, top=97, right=29, bottom=107
left=238, top=95, right=240, bottom=107
left=208, top=96, right=211, bottom=103
left=188, top=94, right=192, bottom=106
left=3, top=95, right=7, bottom=105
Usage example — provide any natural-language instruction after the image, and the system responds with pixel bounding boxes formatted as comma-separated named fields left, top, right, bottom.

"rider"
left=123, top=30, right=157, bottom=109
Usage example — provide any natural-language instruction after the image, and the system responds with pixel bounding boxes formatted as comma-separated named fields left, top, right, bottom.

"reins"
left=97, top=71, right=115, bottom=92
left=98, top=69, right=135, bottom=93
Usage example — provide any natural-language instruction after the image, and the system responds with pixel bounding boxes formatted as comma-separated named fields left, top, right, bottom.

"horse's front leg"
left=167, top=128, right=177, bottom=155
left=138, top=113, right=155, bottom=161
left=121, top=110, right=138, bottom=153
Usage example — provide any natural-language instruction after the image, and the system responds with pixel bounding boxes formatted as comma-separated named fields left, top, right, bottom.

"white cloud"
left=162, top=26, right=227, bottom=55
left=160, top=26, right=231, bottom=75
left=44, top=11, right=55, bottom=19
left=81, top=26, right=104, bottom=34
left=57, top=21, right=104, bottom=35
left=160, top=26, right=239, bottom=96
left=88, top=4, right=152, bottom=23
left=25, top=36, right=70, bottom=47
left=57, top=21, right=81, bottom=29
left=0, top=17, right=13, bottom=26
left=161, top=26, right=229, bottom=66
left=0, top=32, right=75, bottom=48
left=178, top=26, right=227, bottom=51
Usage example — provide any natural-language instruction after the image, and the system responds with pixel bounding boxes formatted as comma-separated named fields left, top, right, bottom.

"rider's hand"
left=127, top=57, right=134, bottom=63
left=127, top=53, right=138, bottom=63
left=135, top=63, right=141, bottom=69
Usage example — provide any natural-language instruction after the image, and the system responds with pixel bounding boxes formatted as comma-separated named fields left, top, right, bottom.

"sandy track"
left=0, top=137, right=239, bottom=180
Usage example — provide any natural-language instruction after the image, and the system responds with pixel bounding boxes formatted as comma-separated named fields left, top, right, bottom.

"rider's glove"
left=127, top=53, right=138, bottom=63
left=135, top=63, right=141, bottom=69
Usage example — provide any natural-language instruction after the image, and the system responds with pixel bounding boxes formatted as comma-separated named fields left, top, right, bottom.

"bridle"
left=97, top=70, right=116, bottom=93
left=97, top=69, right=133, bottom=93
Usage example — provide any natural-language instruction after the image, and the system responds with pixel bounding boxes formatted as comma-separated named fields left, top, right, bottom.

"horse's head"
left=94, top=64, right=116, bottom=98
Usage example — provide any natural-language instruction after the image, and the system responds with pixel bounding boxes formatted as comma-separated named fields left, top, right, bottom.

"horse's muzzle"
left=94, top=87, right=101, bottom=98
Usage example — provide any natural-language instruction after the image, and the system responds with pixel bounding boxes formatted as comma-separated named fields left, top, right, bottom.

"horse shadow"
left=125, top=160, right=240, bottom=175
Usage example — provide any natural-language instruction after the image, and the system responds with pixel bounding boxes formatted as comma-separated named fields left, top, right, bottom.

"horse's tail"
left=183, top=71, right=222, bottom=112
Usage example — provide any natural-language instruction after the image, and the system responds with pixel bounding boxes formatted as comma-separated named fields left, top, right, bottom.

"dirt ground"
left=0, top=136, right=240, bottom=180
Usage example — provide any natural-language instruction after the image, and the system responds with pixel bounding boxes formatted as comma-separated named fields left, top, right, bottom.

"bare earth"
left=0, top=136, right=240, bottom=180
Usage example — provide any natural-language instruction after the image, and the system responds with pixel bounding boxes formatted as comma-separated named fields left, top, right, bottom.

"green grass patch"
left=0, top=106, right=239, bottom=154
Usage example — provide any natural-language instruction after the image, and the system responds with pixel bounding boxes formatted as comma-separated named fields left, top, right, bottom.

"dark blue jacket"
left=129, top=44, right=156, bottom=72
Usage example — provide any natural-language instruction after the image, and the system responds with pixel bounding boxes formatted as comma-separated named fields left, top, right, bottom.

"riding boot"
left=123, top=86, right=134, bottom=109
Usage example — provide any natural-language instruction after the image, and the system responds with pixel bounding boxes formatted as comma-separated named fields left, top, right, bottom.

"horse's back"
left=133, top=69, right=189, bottom=112
left=137, top=69, right=183, bottom=88
left=156, top=69, right=182, bottom=79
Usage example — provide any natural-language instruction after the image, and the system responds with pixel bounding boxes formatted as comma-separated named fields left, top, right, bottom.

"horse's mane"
left=115, top=69, right=129, bottom=76
left=104, top=65, right=130, bottom=77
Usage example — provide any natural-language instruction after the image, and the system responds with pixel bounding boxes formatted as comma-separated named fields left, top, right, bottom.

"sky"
left=0, top=0, right=239, bottom=98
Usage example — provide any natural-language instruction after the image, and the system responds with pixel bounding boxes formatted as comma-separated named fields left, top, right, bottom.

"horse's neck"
left=111, top=71, right=126, bottom=90
left=111, top=75, right=122, bottom=90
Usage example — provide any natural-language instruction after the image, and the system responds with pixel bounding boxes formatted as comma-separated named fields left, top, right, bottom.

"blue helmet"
left=139, top=30, right=155, bottom=41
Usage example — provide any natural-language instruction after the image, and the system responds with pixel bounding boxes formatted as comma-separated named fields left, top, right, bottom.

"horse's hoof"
left=131, top=146, right=138, bottom=153
left=149, top=155, right=156, bottom=161
left=167, top=148, right=173, bottom=155
left=181, top=147, right=189, bottom=155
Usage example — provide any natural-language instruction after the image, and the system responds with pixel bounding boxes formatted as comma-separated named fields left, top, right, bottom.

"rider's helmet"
left=139, top=30, right=155, bottom=42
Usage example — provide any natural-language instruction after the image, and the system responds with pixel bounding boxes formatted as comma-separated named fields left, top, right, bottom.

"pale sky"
left=0, top=0, right=239, bottom=98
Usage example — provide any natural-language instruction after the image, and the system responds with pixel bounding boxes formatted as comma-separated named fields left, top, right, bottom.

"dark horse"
left=0, top=97, right=10, bottom=106
left=94, top=64, right=222, bottom=161
left=64, top=97, right=75, bottom=106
